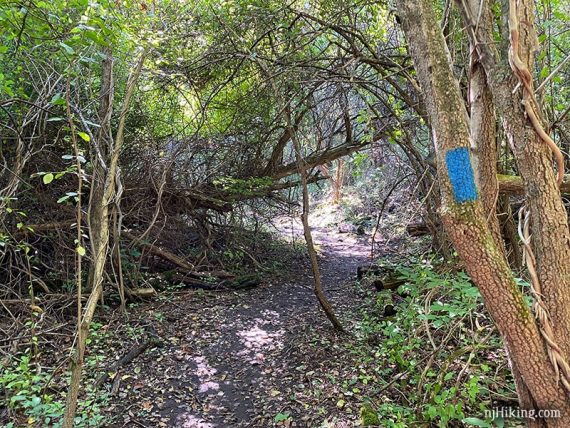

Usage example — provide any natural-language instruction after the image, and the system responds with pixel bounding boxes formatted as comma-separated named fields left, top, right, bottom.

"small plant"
left=347, top=255, right=517, bottom=427
left=1, top=323, right=112, bottom=426
left=0, top=354, right=64, bottom=426
left=360, top=403, right=380, bottom=426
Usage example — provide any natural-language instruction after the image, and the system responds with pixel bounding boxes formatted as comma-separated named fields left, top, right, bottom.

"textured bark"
left=396, top=0, right=570, bottom=423
left=462, top=0, right=526, bottom=278
left=497, top=195, right=523, bottom=270
left=460, top=0, right=570, bottom=372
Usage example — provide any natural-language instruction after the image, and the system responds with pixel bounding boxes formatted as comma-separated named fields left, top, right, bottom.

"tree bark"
left=456, top=0, right=570, bottom=410
left=288, top=109, right=345, bottom=332
left=396, top=0, right=570, bottom=423
left=63, top=48, right=147, bottom=427
left=467, top=18, right=503, bottom=249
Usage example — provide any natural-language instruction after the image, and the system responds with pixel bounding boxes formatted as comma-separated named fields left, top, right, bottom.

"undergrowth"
left=350, top=255, right=521, bottom=428
left=1, top=322, right=112, bottom=427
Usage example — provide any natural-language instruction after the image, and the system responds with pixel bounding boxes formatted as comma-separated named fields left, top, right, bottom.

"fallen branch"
left=497, top=174, right=570, bottom=194
left=406, top=222, right=431, bottom=237
left=95, top=335, right=161, bottom=389
left=121, top=230, right=196, bottom=272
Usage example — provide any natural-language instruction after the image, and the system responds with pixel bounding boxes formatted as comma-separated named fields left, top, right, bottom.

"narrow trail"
left=107, top=221, right=374, bottom=428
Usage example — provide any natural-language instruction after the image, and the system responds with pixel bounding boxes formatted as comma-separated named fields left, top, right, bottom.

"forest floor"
left=101, top=219, right=388, bottom=428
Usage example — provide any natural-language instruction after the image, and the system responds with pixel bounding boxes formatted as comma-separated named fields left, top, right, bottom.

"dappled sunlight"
left=236, top=310, right=284, bottom=365
left=193, top=356, right=220, bottom=395
left=198, top=381, right=220, bottom=393
left=175, top=414, right=216, bottom=428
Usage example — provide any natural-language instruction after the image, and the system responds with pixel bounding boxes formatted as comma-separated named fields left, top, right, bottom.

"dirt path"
left=106, top=222, right=373, bottom=427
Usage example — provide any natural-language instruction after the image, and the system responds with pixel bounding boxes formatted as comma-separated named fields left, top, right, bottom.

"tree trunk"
left=469, top=48, right=503, bottom=249
left=396, top=0, right=570, bottom=423
left=456, top=0, right=570, bottom=410
left=63, top=47, right=115, bottom=428
left=288, top=110, right=345, bottom=332
left=63, top=48, right=147, bottom=427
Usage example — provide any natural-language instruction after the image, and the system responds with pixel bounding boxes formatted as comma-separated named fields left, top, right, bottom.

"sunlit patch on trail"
left=193, top=356, right=219, bottom=394
left=236, top=311, right=284, bottom=365
left=198, top=381, right=220, bottom=393
left=176, top=413, right=215, bottom=428
left=194, top=356, right=217, bottom=377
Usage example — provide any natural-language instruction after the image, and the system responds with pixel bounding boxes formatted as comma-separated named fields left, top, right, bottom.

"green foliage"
left=213, top=176, right=273, bottom=196
left=349, top=256, right=519, bottom=427
left=274, top=412, right=291, bottom=422
left=1, top=323, right=111, bottom=426
left=1, top=354, right=61, bottom=425
left=359, top=403, right=380, bottom=426
left=0, top=354, right=108, bottom=427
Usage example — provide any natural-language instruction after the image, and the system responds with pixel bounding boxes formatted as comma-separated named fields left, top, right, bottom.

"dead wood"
left=95, top=334, right=161, bottom=389
left=406, top=222, right=431, bottom=237
left=121, top=230, right=197, bottom=272
left=497, top=173, right=570, bottom=194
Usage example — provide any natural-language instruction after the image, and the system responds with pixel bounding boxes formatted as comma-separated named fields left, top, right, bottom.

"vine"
left=508, top=0, right=565, bottom=186
left=509, top=0, right=570, bottom=393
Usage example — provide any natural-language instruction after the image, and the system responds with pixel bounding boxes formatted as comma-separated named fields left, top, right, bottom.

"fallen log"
left=128, top=287, right=157, bottom=298
left=168, top=272, right=218, bottom=289
left=356, top=265, right=406, bottom=291
left=497, top=173, right=570, bottom=195
left=406, top=222, right=431, bottom=237
left=375, top=277, right=406, bottom=291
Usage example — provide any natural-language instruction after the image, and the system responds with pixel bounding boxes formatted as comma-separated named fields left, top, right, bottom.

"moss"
left=360, top=403, right=380, bottom=426
left=448, top=200, right=479, bottom=222
left=496, top=174, right=521, bottom=185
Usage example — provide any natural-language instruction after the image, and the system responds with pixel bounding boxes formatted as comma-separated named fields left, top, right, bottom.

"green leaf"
left=50, top=93, right=66, bottom=106
left=77, top=132, right=90, bottom=142
left=462, top=418, right=492, bottom=427
left=77, top=246, right=86, bottom=256
left=10, top=395, right=27, bottom=403
left=59, top=42, right=75, bottom=55
left=43, top=173, right=54, bottom=184
left=274, top=412, right=289, bottom=422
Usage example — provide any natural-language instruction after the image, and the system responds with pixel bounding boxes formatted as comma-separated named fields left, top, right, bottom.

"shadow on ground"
left=105, top=220, right=377, bottom=427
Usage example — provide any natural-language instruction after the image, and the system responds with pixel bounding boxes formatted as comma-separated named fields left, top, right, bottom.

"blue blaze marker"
left=445, top=147, right=478, bottom=203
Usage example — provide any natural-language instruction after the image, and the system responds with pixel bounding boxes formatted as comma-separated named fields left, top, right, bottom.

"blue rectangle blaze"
left=445, top=147, right=478, bottom=203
